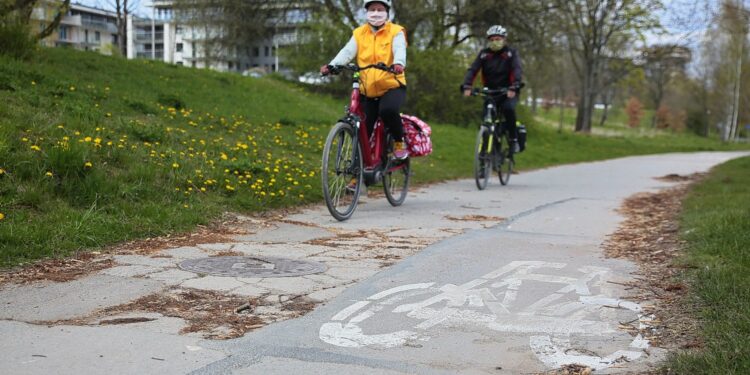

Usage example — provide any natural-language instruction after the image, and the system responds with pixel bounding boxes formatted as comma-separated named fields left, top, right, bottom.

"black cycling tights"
left=486, top=95, right=518, bottom=140
left=363, top=87, right=406, bottom=142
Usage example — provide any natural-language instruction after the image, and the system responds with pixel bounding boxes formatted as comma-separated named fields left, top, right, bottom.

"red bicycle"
left=321, top=63, right=410, bottom=221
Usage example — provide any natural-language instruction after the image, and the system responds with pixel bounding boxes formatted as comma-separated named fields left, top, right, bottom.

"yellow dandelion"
left=172, top=163, right=180, bottom=169
left=0, top=213, right=4, bottom=220
left=0, top=168, right=5, bottom=175
left=225, top=185, right=235, bottom=191
left=45, top=171, right=53, bottom=177
left=31, top=81, right=36, bottom=86
left=30, top=145, right=41, bottom=151
left=84, top=161, right=93, bottom=168
left=84, top=136, right=92, bottom=142
left=69, top=86, right=75, bottom=91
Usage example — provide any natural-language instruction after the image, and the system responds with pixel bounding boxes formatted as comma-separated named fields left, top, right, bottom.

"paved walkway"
left=1, top=152, right=747, bottom=374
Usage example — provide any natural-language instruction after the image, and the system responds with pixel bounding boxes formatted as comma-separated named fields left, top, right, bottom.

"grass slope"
left=667, top=156, right=750, bottom=373
left=1, top=48, right=747, bottom=267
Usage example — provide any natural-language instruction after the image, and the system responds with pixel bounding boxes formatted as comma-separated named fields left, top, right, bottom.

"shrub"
left=625, top=97, right=644, bottom=128
left=0, top=18, right=36, bottom=60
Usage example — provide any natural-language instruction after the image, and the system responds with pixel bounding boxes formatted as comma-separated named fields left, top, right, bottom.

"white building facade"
left=126, top=0, right=309, bottom=74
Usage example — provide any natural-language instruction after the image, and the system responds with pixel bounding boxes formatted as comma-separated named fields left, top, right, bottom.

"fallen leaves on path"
left=602, top=173, right=705, bottom=352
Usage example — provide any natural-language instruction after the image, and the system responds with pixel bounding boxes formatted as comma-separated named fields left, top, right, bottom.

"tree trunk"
left=557, top=88, right=564, bottom=133
left=575, top=63, right=595, bottom=133
left=599, top=100, right=609, bottom=127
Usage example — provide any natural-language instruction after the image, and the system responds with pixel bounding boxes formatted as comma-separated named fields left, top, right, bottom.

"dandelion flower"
left=30, top=145, right=41, bottom=151
left=172, top=163, right=180, bottom=169
left=0, top=213, right=4, bottom=220
left=84, top=161, right=93, bottom=168
left=45, top=171, right=53, bottom=177
left=0, top=168, right=5, bottom=175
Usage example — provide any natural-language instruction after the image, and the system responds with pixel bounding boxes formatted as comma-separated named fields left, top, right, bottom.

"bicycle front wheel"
left=474, top=127, right=491, bottom=190
left=498, top=134, right=514, bottom=186
left=321, top=122, right=362, bottom=221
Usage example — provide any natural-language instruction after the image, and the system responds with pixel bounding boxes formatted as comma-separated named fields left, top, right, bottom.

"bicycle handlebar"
left=472, top=87, right=509, bottom=96
left=323, top=62, right=399, bottom=76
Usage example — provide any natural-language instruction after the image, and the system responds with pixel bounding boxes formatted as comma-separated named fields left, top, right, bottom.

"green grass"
left=0, top=47, right=748, bottom=267
left=534, top=105, right=657, bottom=132
left=665, top=156, right=750, bottom=374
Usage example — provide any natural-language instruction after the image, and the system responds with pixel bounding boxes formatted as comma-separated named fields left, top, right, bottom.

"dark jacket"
left=462, top=46, right=523, bottom=91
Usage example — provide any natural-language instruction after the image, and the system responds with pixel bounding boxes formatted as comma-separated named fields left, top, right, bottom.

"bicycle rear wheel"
left=321, top=122, right=362, bottom=221
left=383, top=144, right=410, bottom=206
left=474, top=126, right=491, bottom=190
left=498, top=133, right=514, bottom=186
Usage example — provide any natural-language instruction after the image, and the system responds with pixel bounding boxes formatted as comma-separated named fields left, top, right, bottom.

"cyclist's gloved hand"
left=391, top=64, right=405, bottom=74
left=320, top=65, right=331, bottom=76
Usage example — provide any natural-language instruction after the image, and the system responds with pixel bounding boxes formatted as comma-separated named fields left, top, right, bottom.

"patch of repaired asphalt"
left=1, top=192, right=496, bottom=339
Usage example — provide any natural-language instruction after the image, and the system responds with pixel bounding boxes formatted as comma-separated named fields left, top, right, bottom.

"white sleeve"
left=392, top=31, right=407, bottom=67
left=329, top=36, right=358, bottom=66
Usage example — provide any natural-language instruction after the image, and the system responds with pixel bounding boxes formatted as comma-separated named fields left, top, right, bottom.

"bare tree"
left=109, top=0, right=139, bottom=56
left=552, top=0, right=661, bottom=132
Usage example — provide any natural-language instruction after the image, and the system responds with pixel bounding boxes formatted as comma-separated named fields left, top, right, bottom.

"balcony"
left=135, top=32, right=164, bottom=42
left=137, top=51, right=164, bottom=59
left=60, top=15, right=82, bottom=26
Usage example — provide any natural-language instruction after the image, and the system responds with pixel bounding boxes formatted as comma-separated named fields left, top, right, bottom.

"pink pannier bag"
left=400, top=114, right=433, bottom=157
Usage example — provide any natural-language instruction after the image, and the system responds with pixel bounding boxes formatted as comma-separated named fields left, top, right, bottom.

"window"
left=95, top=31, right=100, bottom=42
left=191, top=43, right=196, bottom=57
left=85, top=30, right=89, bottom=43
left=253, top=47, right=259, bottom=57
left=177, top=61, right=184, bottom=66
left=176, top=43, right=183, bottom=52
left=192, top=61, right=196, bottom=67
left=59, top=26, right=68, bottom=40
left=264, top=46, right=269, bottom=57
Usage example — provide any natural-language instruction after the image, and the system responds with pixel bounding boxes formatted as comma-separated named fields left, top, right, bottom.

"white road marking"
left=319, top=261, right=653, bottom=371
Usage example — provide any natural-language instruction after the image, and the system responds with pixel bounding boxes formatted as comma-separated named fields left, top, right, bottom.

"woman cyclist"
left=320, top=0, right=409, bottom=165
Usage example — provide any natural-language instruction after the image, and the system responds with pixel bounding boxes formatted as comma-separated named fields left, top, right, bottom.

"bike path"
left=189, top=151, right=748, bottom=374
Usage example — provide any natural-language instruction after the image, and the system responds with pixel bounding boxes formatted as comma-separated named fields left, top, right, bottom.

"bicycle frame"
left=345, top=73, right=385, bottom=170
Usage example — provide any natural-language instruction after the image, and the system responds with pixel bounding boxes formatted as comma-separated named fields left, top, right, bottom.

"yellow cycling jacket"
left=353, top=22, right=407, bottom=98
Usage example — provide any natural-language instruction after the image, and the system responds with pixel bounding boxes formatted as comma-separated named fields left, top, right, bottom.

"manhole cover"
left=178, top=256, right=327, bottom=278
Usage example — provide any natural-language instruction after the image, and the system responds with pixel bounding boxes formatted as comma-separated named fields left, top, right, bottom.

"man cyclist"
left=461, top=25, right=523, bottom=153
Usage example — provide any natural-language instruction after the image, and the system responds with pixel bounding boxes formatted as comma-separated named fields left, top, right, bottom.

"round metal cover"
left=178, top=256, right=327, bottom=278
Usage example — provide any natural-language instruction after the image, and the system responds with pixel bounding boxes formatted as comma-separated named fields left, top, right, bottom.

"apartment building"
left=34, top=2, right=120, bottom=54
left=127, top=0, right=310, bottom=74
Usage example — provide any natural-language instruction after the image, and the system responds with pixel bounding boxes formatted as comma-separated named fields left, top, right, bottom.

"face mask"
left=489, top=40, right=505, bottom=51
left=367, top=10, right=388, bottom=27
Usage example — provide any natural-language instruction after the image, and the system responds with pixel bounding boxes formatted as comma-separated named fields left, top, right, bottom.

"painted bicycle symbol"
left=319, top=261, right=654, bottom=370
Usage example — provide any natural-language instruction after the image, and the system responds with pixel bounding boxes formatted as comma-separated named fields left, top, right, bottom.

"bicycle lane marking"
left=319, top=260, right=654, bottom=371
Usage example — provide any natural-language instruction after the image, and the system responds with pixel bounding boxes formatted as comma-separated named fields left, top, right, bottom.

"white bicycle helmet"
left=486, top=25, right=507, bottom=38
left=364, top=0, right=391, bottom=9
